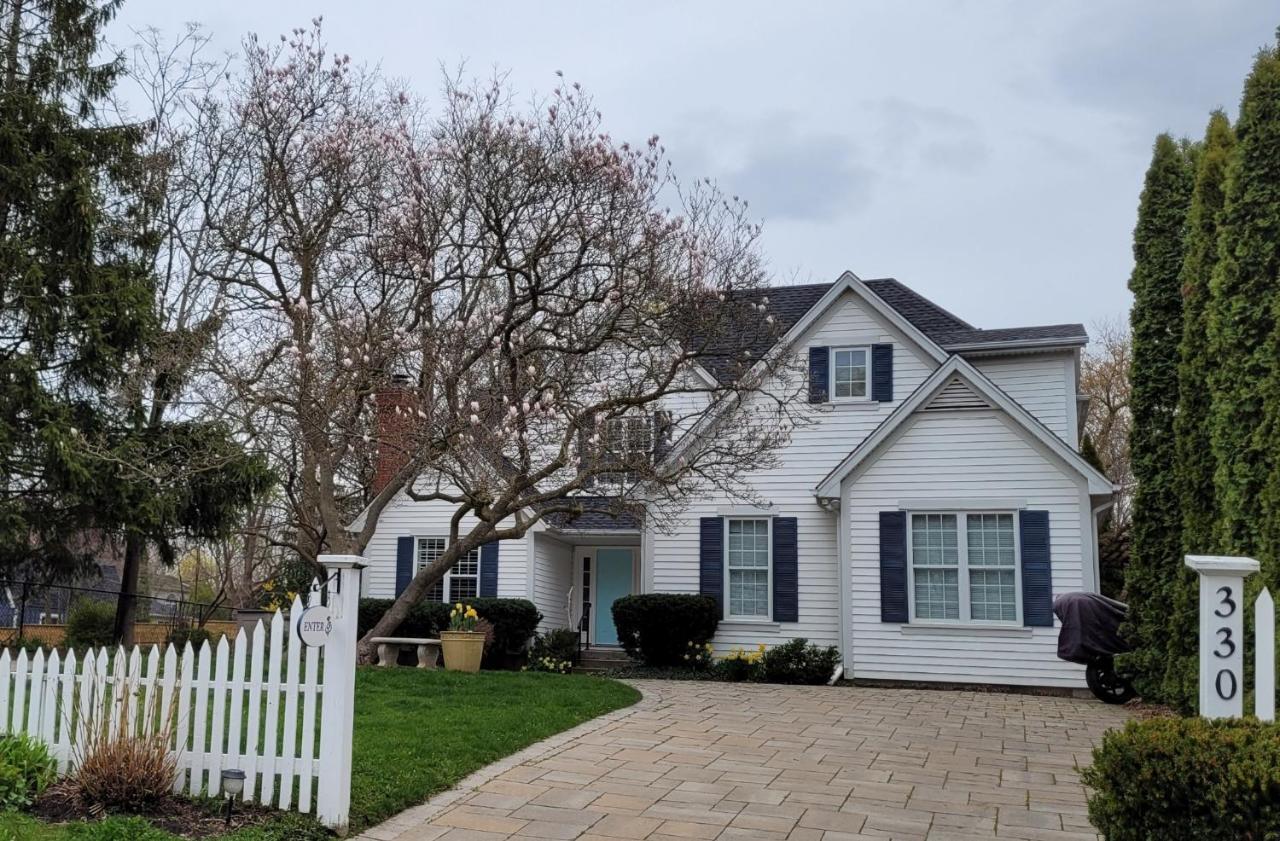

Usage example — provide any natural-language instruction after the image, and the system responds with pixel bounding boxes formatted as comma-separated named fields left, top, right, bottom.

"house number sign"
left=1186, top=555, right=1259, bottom=718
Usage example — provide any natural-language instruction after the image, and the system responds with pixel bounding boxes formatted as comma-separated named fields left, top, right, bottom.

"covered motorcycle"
left=1053, top=592, right=1136, bottom=704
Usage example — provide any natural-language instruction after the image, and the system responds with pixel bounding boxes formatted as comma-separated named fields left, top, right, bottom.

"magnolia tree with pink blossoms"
left=190, top=24, right=808, bottom=658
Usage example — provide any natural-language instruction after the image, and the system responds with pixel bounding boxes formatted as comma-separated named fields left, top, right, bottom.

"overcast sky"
left=108, top=1, right=1276, bottom=336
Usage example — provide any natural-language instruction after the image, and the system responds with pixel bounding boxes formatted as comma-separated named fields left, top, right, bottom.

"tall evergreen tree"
left=1121, top=133, right=1195, bottom=699
left=1162, top=110, right=1236, bottom=711
left=0, top=5, right=270, bottom=637
left=1248, top=35, right=1280, bottom=592
left=1209, top=35, right=1280, bottom=577
left=0, top=0, right=154, bottom=573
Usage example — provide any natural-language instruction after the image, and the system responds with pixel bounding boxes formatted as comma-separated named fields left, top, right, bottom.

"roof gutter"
left=944, top=336, right=1088, bottom=353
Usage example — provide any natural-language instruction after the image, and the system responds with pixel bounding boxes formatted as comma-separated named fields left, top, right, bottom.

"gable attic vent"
left=924, top=377, right=990, bottom=411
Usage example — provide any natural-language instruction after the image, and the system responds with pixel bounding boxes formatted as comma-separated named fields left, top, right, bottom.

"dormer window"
left=831, top=347, right=870, bottom=400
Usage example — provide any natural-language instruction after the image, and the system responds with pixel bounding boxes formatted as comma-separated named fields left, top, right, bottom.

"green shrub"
left=0, top=734, right=56, bottom=809
left=715, top=645, right=765, bottom=682
left=65, top=600, right=116, bottom=651
left=7, top=637, right=43, bottom=656
left=358, top=598, right=540, bottom=665
left=166, top=626, right=212, bottom=649
left=611, top=594, right=719, bottom=666
left=758, top=638, right=840, bottom=685
left=1083, top=716, right=1280, bottom=841
left=530, top=628, right=580, bottom=665
left=469, top=598, right=541, bottom=655
left=357, top=598, right=449, bottom=638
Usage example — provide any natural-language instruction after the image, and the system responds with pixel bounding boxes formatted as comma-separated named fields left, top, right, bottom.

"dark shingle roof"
left=862, top=279, right=974, bottom=339
left=926, top=323, right=1090, bottom=347
left=695, top=276, right=1086, bottom=381
left=542, top=496, right=640, bottom=531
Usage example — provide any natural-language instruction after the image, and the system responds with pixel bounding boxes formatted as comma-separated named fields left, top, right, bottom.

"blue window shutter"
left=699, top=517, right=724, bottom=611
left=772, top=517, right=798, bottom=622
left=879, top=511, right=908, bottom=622
left=1020, top=510, right=1053, bottom=627
left=808, top=346, right=829, bottom=403
left=395, top=536, right=414, bottom=597
left=871, top=344, right=893, bottom=402
left=480, top=541, right=499, bottom=597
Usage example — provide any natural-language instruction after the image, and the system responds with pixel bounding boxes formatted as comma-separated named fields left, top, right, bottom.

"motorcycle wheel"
left=1086, top=661, right=1137, bottom=704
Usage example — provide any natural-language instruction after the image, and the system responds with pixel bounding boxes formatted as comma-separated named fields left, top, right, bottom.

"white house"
left=360, top=271, right=1115, bottom=689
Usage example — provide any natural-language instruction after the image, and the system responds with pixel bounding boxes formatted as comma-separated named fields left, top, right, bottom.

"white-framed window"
left=599, top=414, right=654, bottom=483
left=38, top=612, right=60, bottom=625
left=416, top=537, right=481, bottom=603
left=725, top=518, right=771, bottom=619
left=831, top=346, right=870, bottom=400
left=908, top=512, right=1019, bottom=624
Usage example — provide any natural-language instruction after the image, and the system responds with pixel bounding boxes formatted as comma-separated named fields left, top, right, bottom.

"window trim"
left=723, top=517, right=773, bottom=621
left=905, top=511, right=1022, bottom=626
left=597, top=413, right=655, bottom=486
left=829, top=345, right=872, bottom=402
left=415, top=536, right=481, bottom=603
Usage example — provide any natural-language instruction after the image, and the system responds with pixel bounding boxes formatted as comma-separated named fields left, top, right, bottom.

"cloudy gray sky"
left=108, top=1, right=1277, bottom=335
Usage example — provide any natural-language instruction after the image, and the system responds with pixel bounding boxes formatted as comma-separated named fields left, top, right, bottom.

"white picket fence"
left=0, top=555, right=362, bottom=833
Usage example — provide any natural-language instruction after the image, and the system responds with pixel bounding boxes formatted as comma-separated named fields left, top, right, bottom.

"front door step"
left=575, top=648, right=634, bottom=674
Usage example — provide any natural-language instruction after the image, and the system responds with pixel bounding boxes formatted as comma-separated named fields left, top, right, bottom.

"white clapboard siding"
left=0, top=559, right=361, bottom=833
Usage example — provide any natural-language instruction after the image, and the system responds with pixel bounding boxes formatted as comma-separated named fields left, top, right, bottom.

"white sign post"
left=1185, top=555, right=1260, bottom=718
left=315, top=554, right=364, bottom=835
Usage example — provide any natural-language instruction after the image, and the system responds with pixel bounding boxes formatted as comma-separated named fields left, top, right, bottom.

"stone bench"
left=370, top=637, right=442, bottom=669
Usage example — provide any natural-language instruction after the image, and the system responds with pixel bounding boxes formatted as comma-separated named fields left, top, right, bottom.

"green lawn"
left=0, top=669, right=640, bottom=840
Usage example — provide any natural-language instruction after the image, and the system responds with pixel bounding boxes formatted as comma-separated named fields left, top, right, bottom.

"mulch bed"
left=33, top=780, right=280, bottom=837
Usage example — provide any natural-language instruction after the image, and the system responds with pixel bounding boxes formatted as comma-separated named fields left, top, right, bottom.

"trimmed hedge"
left=758, top=638, right=840, bottom=685
left=65, top=600, right=116, bottom=651
left=358, top=597, right=541, bottom=664
left=1083, top=716, right=1280, bottom=841
left=611, top=594, right=719, bottom=666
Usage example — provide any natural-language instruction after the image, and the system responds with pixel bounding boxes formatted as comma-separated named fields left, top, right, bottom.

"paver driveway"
left=356, top=679, right=1130, bottom=841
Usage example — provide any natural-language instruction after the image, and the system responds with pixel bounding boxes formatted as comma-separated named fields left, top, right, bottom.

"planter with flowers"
left=441, top=603, right=485, bottom=672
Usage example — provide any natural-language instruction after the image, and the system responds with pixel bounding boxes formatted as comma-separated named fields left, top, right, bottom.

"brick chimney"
left=373, top=374, right=415, bottom=497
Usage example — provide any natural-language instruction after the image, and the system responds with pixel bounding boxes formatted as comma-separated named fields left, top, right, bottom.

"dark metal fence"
left=0, top=579, right=228, bottom=639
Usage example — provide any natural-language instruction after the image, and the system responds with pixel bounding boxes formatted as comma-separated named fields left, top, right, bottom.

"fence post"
left=1258, top=589, right=1275, bottom=722
left=315, top=554, right=363, bottom=835
left=1185, top=555, right=1259, bottom=718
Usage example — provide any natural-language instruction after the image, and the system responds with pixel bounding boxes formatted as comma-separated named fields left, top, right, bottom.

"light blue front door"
left=594, top=548, right=635, bottom=646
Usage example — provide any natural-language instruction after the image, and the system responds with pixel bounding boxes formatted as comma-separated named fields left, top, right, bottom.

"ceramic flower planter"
left=440, top=630, right=484, bottom=672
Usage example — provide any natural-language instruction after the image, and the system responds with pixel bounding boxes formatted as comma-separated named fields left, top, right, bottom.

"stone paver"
left=355, top=681, right=1129, bottom=841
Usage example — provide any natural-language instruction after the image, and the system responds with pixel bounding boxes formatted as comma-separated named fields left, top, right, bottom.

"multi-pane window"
left=600, top=415, right=654, bottom=483
left=417, top=537, right=481, bottom=603
left=910, top=514, right=959, bottom=619
left=909, top=512, right=1019, bottom=623
left=966, top=514, right=1017, bottom=622
left=726, top=518, right=771, bottom=619
left=831, top=347, right=869, bottom=399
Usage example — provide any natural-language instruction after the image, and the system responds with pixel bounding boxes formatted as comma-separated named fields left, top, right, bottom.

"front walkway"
left=355, top=680, right=1130, bottom=841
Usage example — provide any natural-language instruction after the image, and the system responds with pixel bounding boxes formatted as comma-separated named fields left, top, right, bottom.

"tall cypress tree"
left=1121, top=133, right=1195, bottom=699
left=0, top=0, right=154, bottom=573
left=1162, top=111, right=1235, bottom=711
left=1209, top=35, right=1280, bottom=577
left=1248, top=35, right=1280, bottom=592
